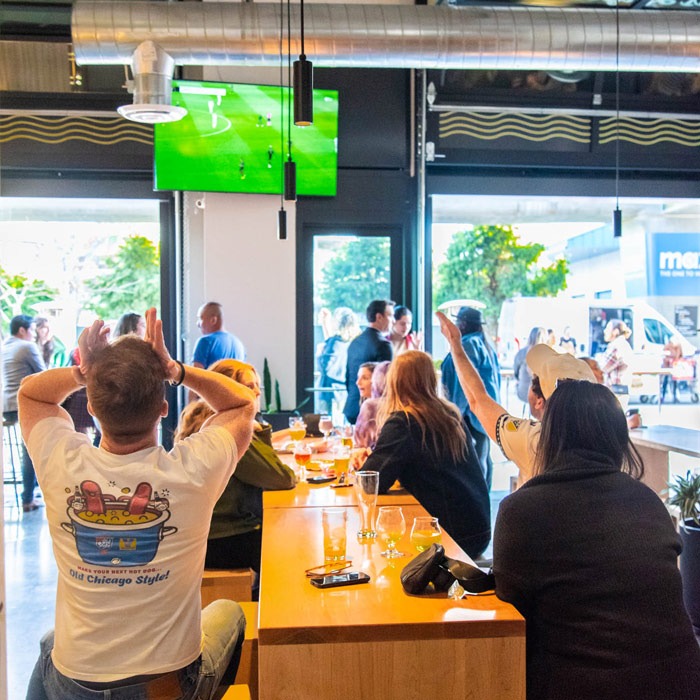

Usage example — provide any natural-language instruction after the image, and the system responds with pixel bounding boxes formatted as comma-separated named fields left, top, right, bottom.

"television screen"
left=154, top=80, right=338, bottom=196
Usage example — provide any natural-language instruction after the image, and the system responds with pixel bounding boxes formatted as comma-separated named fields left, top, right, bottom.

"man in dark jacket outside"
left=343, top=299, right=394, bottom=424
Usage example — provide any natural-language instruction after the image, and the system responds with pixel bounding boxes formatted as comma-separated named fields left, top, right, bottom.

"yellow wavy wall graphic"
left=438, top=112, right=591, bottom=143
left=438, top=112, right=700, bottom=147
left=0, top=116, right=152, bottom=146
left=598, top=117, right=700, bottom=147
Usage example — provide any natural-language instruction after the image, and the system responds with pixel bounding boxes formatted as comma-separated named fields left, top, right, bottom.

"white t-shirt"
left=495, top=412, right=541, bottom=485
left=28, top=417, right=237, bottom=682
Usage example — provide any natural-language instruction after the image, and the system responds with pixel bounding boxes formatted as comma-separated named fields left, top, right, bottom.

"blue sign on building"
left=647, top=232, right=700, bottom=296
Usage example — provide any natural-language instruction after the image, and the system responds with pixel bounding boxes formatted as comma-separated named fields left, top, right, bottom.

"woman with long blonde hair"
left=360, top=351, right=490, bottom=559
left=176, top=359, right=295, bottom=578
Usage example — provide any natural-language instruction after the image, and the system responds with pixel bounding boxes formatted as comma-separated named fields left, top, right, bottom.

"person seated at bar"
left=175, top=359, right=296, bottom=578
left=493, top=380, right=700, bottom=700
left=20, top=308, right=255, bottom=700
left=437, top=311, right=596, bottom=484
left=354, top=360, right=391, bottom=453
left=360, top=350, right=490, bottom=560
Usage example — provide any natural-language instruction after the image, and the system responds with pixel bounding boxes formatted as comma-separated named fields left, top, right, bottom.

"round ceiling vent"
left=117, top=103, right=187, bottom=124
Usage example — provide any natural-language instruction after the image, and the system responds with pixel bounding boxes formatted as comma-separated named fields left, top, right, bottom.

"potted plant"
left=260, top=357, right=310, bottom=431
left=667, top=470, right=700, bottom=637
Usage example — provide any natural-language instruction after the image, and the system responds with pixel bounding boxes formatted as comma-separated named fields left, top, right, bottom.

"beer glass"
left=322, top=508, right=347, bottom=562
left=410, top=516, right=442, bottom=552
left=376, top=506, right=406, bottom=558
left=354, top=471, right=379, bottom=540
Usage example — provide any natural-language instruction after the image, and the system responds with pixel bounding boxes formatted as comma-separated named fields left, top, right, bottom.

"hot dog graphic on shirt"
left=61, top=480, right=176, bottom=566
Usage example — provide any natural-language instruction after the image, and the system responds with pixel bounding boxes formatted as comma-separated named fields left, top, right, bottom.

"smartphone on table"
left=310, top=571, right=370, bottom=588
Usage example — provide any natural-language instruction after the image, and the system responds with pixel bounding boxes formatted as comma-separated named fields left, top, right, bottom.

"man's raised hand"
left=144, top=307, right=178, bottom=382
left=436, top=311, right=462, bottom=347
left=77, top=320, right=111, bottom=375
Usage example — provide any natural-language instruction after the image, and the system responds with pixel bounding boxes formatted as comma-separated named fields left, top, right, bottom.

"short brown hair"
left=86, top=336, right=166, bottom=444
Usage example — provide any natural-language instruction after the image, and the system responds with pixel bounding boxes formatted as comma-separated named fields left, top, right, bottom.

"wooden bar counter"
left=258, top=505, right=525, bottom=700
left=263, top=479, right=418, bottom=509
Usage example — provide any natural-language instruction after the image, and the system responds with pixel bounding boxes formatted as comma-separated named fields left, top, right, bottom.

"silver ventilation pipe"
left=73, top=1, right=700, bottom=73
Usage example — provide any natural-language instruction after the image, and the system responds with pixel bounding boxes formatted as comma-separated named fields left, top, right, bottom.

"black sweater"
left=494, top=449, right=700, bottom=700
left=361, top=411, right=491, bottom=559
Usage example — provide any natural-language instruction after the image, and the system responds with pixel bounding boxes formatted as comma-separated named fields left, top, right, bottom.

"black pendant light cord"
left=300, top=0, right=306, bottom=60
left=287, top=0, right=292, bottom=162
left=615, top=1, right=620, bottom=211
left=279, top=0, right=285, bottom=211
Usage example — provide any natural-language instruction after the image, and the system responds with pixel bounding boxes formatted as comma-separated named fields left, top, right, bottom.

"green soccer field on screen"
left=154, top=80, right=338, bottom=196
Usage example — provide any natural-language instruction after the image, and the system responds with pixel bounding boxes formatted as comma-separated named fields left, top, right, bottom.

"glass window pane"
left=312, top=234, right=391, bottom=421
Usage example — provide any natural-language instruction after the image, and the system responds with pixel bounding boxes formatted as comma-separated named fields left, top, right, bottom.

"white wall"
left=183, top=191, right=298, bottom=408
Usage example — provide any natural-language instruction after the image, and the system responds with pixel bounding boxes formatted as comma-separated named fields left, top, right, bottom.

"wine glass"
left=319, top=414, right=333, bottom=440
left=376, top=506, right=406, bottom=558
left=288, top=417, right=307, bottom=446
left=410, top=516, right=442, bottom=552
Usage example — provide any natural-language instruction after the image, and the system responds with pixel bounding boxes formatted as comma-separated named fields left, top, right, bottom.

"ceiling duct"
left=73, top=1, right=700, bottom=73
left=72, top=1, right=700, bottom=122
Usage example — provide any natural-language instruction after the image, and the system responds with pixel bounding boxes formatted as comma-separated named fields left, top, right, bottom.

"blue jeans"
left=26, top=600, right=246, bottom=700
left=4, top=411, right=37, bottom=505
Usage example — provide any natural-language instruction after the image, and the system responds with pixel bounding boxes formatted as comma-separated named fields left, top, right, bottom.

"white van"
left=497, top=297, right=696, bottom=395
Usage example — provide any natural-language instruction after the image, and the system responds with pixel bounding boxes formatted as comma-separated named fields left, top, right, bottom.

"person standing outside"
left=2, top=314, right=46, bottom=511
left=21, top=308, right=256, bottom=699
left=343, top=299, right=394, bottom=424
left=441, top=306, right=500, bottom=490
left=192, top=302, right=246, bottom=369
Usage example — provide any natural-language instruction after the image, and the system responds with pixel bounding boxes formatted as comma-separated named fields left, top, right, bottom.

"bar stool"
left=3, top=418, right=22, bottom=508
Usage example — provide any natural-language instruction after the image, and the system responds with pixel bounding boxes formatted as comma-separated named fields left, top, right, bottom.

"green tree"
left=84, top=235, right=160, bottom=318
left=434, top=225, right=568, bottom=331
left=318, top=237, right=391, bottom=311
left=0, top=265, right=58, bottom=331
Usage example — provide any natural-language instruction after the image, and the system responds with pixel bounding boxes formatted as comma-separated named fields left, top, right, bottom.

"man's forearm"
left=181, top=364, right=255, bottom=413
left=18, top=367, right=84, bottom=407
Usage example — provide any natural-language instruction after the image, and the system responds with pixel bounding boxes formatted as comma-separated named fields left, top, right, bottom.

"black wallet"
left=400, top=544, right=495, bottom=595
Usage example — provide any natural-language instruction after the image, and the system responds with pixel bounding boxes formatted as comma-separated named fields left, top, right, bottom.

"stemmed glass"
left=376, top=506, right=407, bottom=558
left=410, top=516, right=442, bottom=552
left=288, top=417, right=307, bottom=446
left=319, top=414, right=333, bottom=440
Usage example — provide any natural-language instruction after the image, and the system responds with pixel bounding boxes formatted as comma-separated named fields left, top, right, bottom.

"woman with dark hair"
left=494, top=380, right=700, bottom=700
left=389, top=305, right=422, bottom=355
left=35, top=317, right=66, bottom=367
left=360, top=351, right=490, bottom=559
left=113, top=312, right=146, bottom=339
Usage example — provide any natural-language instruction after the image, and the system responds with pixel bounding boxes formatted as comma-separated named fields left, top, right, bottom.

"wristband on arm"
left=169, top=360, right=186, bottom=387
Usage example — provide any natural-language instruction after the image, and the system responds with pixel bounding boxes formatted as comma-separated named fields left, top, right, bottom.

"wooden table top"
left=263, top=479, right=419, bottom=508
left=630, top=424, right=700, bottom=458
left=258, top=505, right=524, bottom=646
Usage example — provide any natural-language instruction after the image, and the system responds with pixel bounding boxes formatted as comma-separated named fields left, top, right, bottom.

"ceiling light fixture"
left=293, top=0, right=313, bottom=126
left=613, top=2, right=622, bottom=238
left=284, top=0, right=297, bottom=201
left=117, top=41, right=186, bottom=124
left=278, top=0, right=288, bottom=239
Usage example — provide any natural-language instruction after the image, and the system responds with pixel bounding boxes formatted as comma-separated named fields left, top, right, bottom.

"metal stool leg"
left=3, top=420, right=22, bottom=508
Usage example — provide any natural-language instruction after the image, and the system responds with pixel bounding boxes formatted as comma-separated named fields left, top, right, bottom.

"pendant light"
left=277, top=0, right=287, bottom=239
left=284, top=0, right=297, bottom=201
left=613, top=1, right=622, bottom=238
left=293, top=0, right=313, bottom=126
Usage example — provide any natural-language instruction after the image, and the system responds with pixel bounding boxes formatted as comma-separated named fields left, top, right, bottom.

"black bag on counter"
left=400, top=544, right=495, bottom=595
